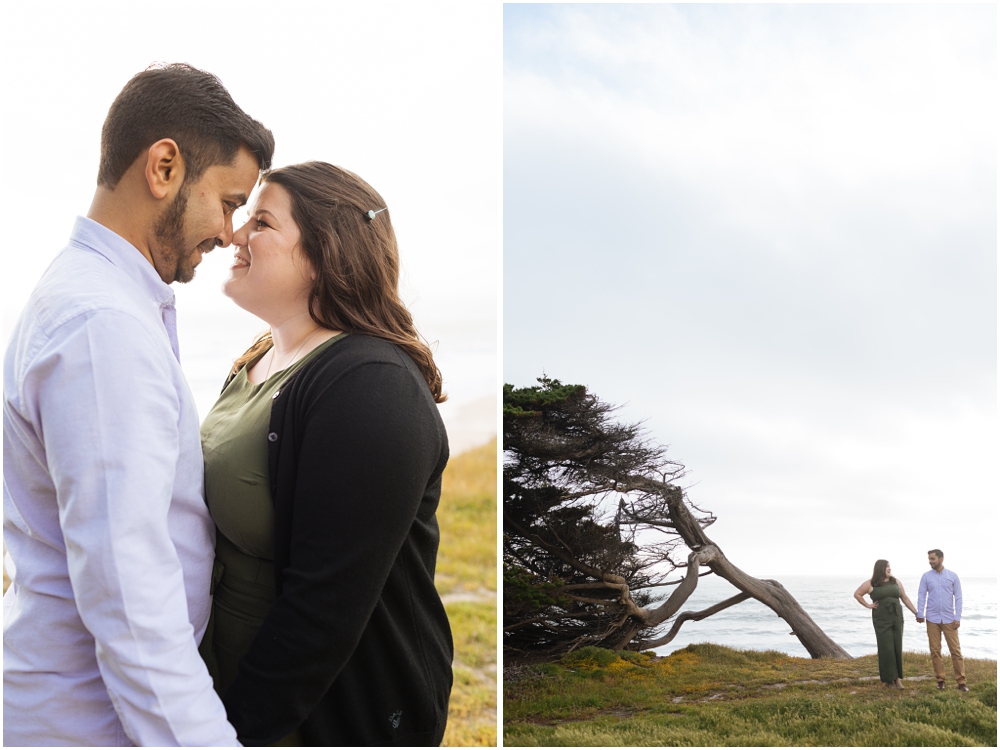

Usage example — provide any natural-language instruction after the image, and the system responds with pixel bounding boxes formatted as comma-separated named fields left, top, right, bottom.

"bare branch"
left=637, top=592, right=752, bottom=650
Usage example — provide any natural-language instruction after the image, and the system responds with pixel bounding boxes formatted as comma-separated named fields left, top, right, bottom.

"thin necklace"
left=264, top=327, right=325, bottom=381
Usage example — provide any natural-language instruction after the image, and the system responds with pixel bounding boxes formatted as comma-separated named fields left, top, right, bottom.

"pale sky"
left=504, top=4, right=997, bottom=579
left=2, top=2, right=498, bottom=436
left=2, top=3, right=996, bottom=583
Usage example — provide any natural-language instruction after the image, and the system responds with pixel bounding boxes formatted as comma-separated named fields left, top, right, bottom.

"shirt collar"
left=69, top=216, right=176, bottom=309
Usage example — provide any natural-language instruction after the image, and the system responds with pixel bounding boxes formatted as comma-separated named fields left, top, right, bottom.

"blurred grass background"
left=435, top=437, right=498, bottom=746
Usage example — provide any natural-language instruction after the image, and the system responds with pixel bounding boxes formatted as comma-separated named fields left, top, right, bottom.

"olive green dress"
left=871, top=579, right=905, bottom=683
left=198, top=334, right=347, bottom=746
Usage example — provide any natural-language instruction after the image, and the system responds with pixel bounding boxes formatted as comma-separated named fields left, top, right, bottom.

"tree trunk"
left=658, top=484, right=851, bottom=659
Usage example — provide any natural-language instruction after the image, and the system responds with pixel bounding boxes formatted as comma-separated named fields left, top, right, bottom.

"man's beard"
left=153, top=185, right=200, bottom=284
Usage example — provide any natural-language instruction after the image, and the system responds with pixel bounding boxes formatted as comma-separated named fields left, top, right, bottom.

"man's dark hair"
left=97, top=63, right=275, bottom=189
left=928, top=549, right=944, bottom=558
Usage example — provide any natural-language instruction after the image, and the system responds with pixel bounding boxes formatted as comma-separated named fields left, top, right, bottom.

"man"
left=915, top=549, right=967, bottom=692
left=3, top=64, right=274, bottom=745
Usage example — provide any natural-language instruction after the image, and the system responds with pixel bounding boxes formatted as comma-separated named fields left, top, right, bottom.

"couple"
left=3, top=64, right=453, bottom=746
left=854, top=550, right=966, bottom=692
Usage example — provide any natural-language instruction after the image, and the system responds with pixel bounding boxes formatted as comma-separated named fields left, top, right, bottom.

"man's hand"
left=952, top=621, right=960, bottom=629
left=916, top=617, right=924, bottom=623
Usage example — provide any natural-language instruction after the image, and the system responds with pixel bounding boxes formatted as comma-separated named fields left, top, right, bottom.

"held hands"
left=916, top=617, right=924, bottom=623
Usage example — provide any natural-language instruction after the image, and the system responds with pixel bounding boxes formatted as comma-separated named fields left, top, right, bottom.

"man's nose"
left=216, top=216, right=235, bottom=248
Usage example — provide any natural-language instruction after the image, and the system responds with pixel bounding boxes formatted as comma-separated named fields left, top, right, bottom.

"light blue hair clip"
left=365, top=207, right=388, bottom=221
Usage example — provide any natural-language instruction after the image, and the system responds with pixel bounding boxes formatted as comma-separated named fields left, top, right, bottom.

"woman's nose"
left=232, top=219, right=251, bottom=246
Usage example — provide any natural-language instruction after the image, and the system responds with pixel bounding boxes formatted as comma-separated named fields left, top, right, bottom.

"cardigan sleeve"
left=221, top=359, right=445, bottom=745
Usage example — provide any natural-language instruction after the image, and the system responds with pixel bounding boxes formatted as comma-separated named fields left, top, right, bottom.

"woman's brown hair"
left=230, top=162, right=445, bottom=402
left=871, top=559, right=895, bottom=587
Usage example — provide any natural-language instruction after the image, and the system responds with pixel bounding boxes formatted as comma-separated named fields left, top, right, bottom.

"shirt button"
left=272, top=390, right=281, bottom=399
left=268, top=432, right=279, bottom=442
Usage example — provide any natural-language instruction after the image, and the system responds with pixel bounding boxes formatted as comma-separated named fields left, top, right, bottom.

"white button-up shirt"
left=917, top=567, right=963, bottom=624
left=3, top=217, right=238, bottom=746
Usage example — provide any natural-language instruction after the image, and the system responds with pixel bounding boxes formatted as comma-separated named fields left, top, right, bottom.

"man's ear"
left=143, top=139, right=185, bottom=200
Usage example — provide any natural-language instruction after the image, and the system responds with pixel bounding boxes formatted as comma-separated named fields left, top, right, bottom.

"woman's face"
left=224, top=182, right=315, bottom=323
left=884, top=563, right=891, bottom=580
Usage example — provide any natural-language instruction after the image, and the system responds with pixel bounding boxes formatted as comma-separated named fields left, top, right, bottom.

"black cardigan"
left=220, top=334, right=453, bottom=746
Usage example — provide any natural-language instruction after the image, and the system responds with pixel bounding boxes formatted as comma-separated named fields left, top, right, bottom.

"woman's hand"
left=854, top=580, right=876, bottom=609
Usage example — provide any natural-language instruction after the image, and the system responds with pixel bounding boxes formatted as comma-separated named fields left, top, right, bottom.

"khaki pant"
left=926, top=621, right=965, bottom=685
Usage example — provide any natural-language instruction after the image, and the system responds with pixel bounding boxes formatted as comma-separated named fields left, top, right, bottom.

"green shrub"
left=618, top=650, right=653, bottom=665
left=562, top=646, right=620, bottom=668
left=974, top=680, right=996, bottom=709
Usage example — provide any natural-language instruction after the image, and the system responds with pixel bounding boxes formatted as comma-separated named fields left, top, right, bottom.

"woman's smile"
left=223, top=182, right=313, bottom=322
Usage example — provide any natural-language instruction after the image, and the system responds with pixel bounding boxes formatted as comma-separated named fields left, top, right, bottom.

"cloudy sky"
left=2, top=2, right=498, bottom=442
left=504, top=4, right=996, bottom=578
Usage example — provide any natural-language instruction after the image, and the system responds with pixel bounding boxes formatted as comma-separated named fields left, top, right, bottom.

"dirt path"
left=667, top=673, right=937, bottom=704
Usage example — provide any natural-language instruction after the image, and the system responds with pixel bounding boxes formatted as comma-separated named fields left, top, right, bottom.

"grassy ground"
left=435, top=437, right=498, bottom=747
left=505, top=644, right=997, bottom=746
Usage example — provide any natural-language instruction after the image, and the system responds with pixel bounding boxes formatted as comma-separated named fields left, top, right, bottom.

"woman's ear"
left=144, top=139, right=185, bottom=200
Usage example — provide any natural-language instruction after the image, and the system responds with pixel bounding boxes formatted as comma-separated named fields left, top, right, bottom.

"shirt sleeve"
left=917, top=574, right=927, bottom=618
left=953, top=575, right=962, bottom=621
left=28, top=310, right=238, bottom=746
left=221, top=361, right=445, bottom=745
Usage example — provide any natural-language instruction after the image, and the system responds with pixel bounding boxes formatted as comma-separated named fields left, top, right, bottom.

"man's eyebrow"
left=226, top=193, right=250, bottom=206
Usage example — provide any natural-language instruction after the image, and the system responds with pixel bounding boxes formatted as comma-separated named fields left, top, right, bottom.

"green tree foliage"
left=504, top=377, right=852, bottom=662
left=503, top=377, right=697, bottom=659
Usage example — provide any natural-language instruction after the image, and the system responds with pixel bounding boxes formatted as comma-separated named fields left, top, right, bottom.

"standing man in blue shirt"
left=4, top=64, right=274, bottom=745
left=916, top=549, right=967, bottom=691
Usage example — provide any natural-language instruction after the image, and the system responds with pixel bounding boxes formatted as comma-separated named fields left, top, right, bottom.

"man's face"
left=928, top=553, right=943, bottom=571
left=151, top=146, right=260, bottom=284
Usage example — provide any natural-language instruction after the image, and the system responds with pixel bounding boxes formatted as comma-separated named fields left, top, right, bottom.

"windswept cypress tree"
left=503, top=376, right=849, bottom=661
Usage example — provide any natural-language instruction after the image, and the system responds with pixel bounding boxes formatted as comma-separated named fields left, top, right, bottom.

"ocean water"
left=650, top=574, right=997, bottom=660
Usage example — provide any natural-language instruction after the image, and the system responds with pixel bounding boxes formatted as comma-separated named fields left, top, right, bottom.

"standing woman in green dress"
left=198, top=162, right=452, bottom=745
left=854, top=560, right=918, bottom=689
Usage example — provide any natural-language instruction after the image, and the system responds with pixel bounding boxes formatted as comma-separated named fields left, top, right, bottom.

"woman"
left=854, top=560, right=917, bottom=690
left=198, top=162, right=452, bottom=745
